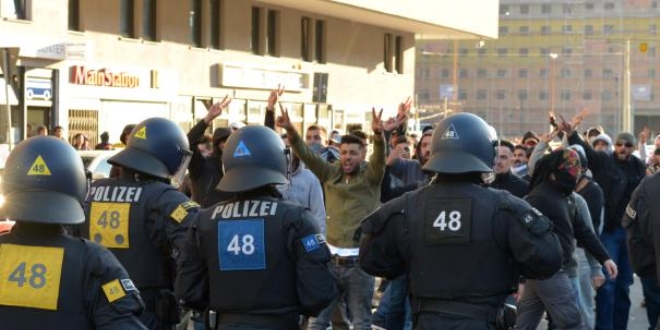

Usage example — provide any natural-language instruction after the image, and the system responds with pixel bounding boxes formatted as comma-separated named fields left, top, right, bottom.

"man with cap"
left=561, top=121, right=646, bottom=330
left=522, top=131, right=540, bottom=148
left=0, top=136, right=147, bottom=329
left=175, top=125, right=336, bottom=329
left=80, top=117, right=201, bottom=330
left=359, top=113, right=563, bottom=329
left=186, top=96, right=234, bottom=207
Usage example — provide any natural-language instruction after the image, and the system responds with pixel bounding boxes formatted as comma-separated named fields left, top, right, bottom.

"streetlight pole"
left=623, top=39, right=632, bottom=132
left=549, top=53, right=558, bottom=114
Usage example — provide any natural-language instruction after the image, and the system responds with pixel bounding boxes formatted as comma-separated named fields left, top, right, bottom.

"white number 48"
left=227, top=234, right=255, bottom=255
left=433, top=210, right=462, bottom=231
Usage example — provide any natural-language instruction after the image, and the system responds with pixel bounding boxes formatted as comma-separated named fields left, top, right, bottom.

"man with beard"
left=491, top=140, right=529, bottom=198
left=186, top=96, right=234, bottom=207
left=277, top=105, right=388, bottom=330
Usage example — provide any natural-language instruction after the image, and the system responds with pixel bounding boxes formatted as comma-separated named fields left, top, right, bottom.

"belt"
left=330, top=255, right=359, bottom=267
left=411, top=298, right=497, bottom=322
left=215, top=313, right=298, bottom=329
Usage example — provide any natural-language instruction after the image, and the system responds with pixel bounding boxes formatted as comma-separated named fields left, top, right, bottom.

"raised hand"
left=275, top=102, right=294, bottom=131
left=204, top=95, right=231, bottom=123
left=571, top=108, right=589, bottom=129
left=267, top=84, right=285, bottom=110
left=539, top=128, right=559, bottom=144
left=397, top=97, right=412, bottom=121
left=372, top=108, right=385, bottom=134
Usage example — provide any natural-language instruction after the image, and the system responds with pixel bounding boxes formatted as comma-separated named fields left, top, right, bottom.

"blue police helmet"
left=218, top=126, right=289, bottom=192
left=109, top=117, right=192, bottom=181
left=0, top=136, right=87, bottom=224
left=422, top=112, right=495, bottom=174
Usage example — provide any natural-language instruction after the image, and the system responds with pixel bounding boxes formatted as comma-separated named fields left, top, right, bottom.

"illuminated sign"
left=70, top=66, right=140, bottom=88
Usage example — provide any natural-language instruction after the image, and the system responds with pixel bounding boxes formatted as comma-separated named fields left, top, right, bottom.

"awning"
left=0, top=77, right=19, bottom=105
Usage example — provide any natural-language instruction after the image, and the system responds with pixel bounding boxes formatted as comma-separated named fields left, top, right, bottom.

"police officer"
left=359, top=113, right=563, bottom=329
left=175, top=126, right=337, bottom=330
left=80, top=118, right=199, bottom=330
left=0, top=136, right=146, bottom=329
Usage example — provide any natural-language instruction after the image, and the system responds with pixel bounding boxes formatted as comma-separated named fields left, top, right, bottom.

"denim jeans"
left=640, top=276, right=660, bottom=330
left=371, top=275, right=412, bottom=330
left=576, top=248, right=596, bottom=330
left=308, top=262, right=374, bottom=330
left=595, top=227, right=634, bottom=330
left=514, top=269, right=585, bottom=330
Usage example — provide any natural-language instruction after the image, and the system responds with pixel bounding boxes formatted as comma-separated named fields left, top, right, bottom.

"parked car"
left=78, top=150, right=118, bottom=181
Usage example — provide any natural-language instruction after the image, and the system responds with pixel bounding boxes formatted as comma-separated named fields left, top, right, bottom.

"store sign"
left=36, top=42, right=90, bottom=60
left=70, top=66, right=141, bottom=88
left=220, top=63, right=310, bottom=92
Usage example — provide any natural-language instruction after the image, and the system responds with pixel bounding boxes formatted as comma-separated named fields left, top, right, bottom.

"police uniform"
left=0, top=136, right=147, bottom=330
left=80, top=118, right=200, bottom=330
left=175, top=126, right=336, bottom=330
left=358, top=113, right=563, bottom=330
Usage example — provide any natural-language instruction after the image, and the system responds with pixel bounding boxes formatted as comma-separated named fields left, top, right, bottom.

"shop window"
left=68, top=109, right=99, bottom=148
left=68, top=0, right=80, bottom=31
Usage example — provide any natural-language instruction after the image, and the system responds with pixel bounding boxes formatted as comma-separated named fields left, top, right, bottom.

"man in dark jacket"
left=186, top=96, right=234, bottom=208
left=491, top=140, right=529, bottom=198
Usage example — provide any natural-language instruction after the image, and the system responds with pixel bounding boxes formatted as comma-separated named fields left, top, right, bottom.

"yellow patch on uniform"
left=0, top=244, right=64, bottom=310
left=27, top=155, right=52, bottom=176
left=102, top=279, right=126, bottom=303
left=89, top=202, right=131, bottom=249
left=133, top=126, right=147, bottom=139
left=170, top=204, right=189, bottom=223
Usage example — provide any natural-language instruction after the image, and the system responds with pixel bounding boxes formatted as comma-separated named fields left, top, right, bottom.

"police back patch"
left=424, top=198, right=472, bottom=245
left=301, top=234, right=326, bottom=253
left=218, top=219, right=266, bottom=271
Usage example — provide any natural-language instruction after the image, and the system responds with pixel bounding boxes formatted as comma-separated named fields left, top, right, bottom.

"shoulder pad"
left=499, top=194, right=553, bottom=235
left=360, top=195, right=406, bottom=234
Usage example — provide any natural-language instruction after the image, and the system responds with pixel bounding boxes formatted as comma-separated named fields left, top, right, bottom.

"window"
left=496, top=90, right=506, bottom=100
left=384, top=33, right=393, bottom=72
left=561, top=90, right=571, bottom=100
left=68, top=0, right=80, bottom=31
left=190, top=0, right=202, bottom=47
left=6, top=0, right=27, bottom=19
left=604, top=2, right=615, bottom=10
left=562, top=47, right=572, bottom=56
left=586, top=3, right=594, bottom=10
left=251, top=6, right=262, bottom=55
left=650, top=69, right=656, bottom=78
left=541, top=26, right=551, bottom=35
left=519, top=26, right=529, bottom=35
left=120, top=0, right=135, bottom=38
left=603, top=68, right=613, bottom=78
left=499, top=26, right=509, bottom=35
left=500, top=4, right=509, bottom=14
left=477, top=68, right=487, bottom=78
left=420, top=68, right=430, bottom=79
left=539, top=90, right=548, bottom=100
left=650, top=46, right=656, bottom=57
left=651, top=24, right=657, bottom=35
left=301, top=17, right=312, bottom=62
left=518, top=69, right=528, bottom=78
left=519, top=48, right=529, bottom=57
left=518, top=90, right=528, bottom=100
left=497, top=48, right=508, bottom=57
left=419, top=90, right=430, bottom=102
left=520, top=4, right=529, bottom=14
left=477, top=48, right=487, bottom=57
left=315, top=20, right=326, bottom=63
left=584, top=25, right=594, bottom=35
left=563, top=3, right=572, bottom=13
left=395, top=36, right=404, bottom=74
left=209, top=0, right=222, bottom=48
left=542, top=4, right=552, bottom=13
left=459, top=68, right=468, bottom=78
left=540, top=47, right=550, bottom=56
left=584, top=68, right=593, bottom=78
left=583, top=91, right=592, bottom=100
left=459, top=48, right=468, bottom=56
left=540, top=68, right=548, bottom=78
left=563, top=25, right=572, bottom=34
left=266, top=9, right=278, bottom=56
left=561, top=68, right=572, bottom=78
left=477, top=89, right=487, bottom=100
left=458, top=90, right=467, bottom=100
left=441, top=69, right=449, bottom=78
left=143, top=0, right=157, bottom=41
left=602, top=90, right=612, bottom=100
left=604, top=24, right=615, bottom=35
left=497, top=69, right=507, bottom=77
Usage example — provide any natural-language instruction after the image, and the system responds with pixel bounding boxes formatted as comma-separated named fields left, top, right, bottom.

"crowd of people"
left=3, top=86, right=660, bottom=330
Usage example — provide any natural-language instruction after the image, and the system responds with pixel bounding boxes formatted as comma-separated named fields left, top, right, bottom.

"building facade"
left=0, top=0, right=496, bottom=162
left=416, top=0, right=660, bottom=139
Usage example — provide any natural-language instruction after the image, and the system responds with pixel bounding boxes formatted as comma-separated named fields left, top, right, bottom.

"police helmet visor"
left=108, top=147, right=171, bottom=180
left=2, top=191, right=85, bottom=224
left=171, top=150, right=193, bottom=188
left=217, top=165, right=288, bottom=192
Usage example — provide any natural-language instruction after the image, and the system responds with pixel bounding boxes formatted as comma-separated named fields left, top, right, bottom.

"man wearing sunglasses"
left=562, top=125, right=646, bottom=330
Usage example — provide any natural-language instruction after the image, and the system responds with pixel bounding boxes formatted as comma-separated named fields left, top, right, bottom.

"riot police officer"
left=175, top=126, right=337, bottom=330
left=359, top=113, right=563, bottom=329
left=80, top=118, right=199, bottom=330
left=0, top=136, right=147, bottom=329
